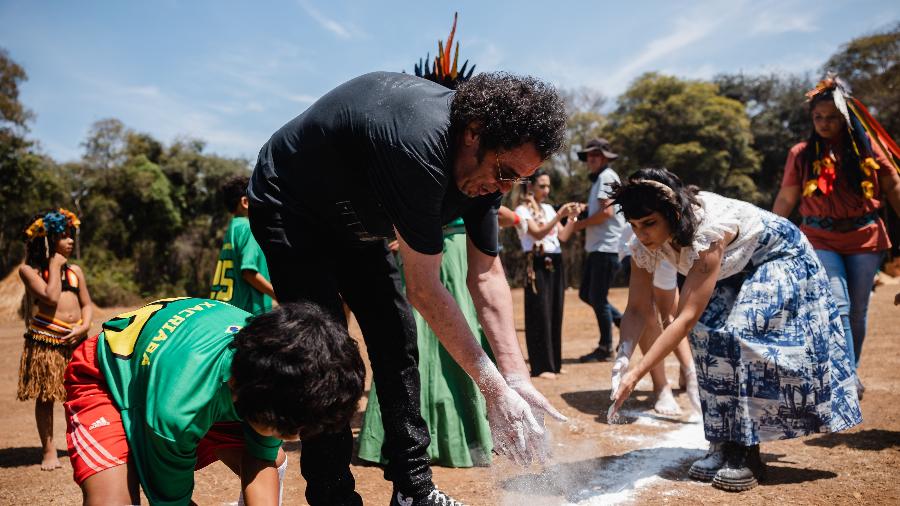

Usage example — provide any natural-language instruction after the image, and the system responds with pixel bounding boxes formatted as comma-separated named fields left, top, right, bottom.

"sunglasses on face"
left=495, top=153, right=528, bottom=184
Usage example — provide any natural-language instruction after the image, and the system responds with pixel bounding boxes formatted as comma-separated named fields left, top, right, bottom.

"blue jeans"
left=579, top=252, right=621, bottom=350
left=814, top=249, right=883, bottom=369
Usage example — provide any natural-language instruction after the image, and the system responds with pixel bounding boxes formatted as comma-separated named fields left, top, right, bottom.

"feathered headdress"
left=414, top=12, right=476, bottom=90
left=803, top=74, right=900, bottom=199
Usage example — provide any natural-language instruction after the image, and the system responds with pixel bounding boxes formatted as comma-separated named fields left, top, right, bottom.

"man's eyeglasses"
left=495, top=153, right=528, bottom=184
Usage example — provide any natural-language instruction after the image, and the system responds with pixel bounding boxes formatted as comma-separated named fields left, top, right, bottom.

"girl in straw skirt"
left=18, top=209, right=93, bottom=470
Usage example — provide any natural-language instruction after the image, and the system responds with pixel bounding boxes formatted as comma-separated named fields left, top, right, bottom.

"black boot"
left=711, top=442, right=766, bottom=492
left=688, top=441, right=726, bottom=481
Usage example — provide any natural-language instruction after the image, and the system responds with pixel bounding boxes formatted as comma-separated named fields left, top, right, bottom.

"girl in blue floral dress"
left=609, top=168, right=861, bottom=492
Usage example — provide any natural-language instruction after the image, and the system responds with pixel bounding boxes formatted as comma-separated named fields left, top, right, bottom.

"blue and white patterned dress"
left=630, top=192, right=862, bottom=444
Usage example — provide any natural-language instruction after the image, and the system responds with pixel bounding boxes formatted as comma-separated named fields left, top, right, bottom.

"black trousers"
left=249, top=204, right=433, bottom=505
left=578, top=251, right=621, bottom=350
left=524, top=253, right=564, bottom=375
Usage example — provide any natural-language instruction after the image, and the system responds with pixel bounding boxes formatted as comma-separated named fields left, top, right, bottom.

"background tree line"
left=500, top=22, right=899, bottom=288
left=1, top=23, right=897, bottom=303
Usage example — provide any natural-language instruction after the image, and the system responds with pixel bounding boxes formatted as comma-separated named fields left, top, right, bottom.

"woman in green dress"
left=358, top=218, right=494, bottom=467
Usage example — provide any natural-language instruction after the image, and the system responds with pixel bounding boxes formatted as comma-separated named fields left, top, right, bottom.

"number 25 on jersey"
left=210, top=259, right=234, bottom=302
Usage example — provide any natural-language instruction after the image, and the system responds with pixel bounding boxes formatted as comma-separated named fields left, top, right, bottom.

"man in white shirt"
left=573, top=138, right=626, bottom=362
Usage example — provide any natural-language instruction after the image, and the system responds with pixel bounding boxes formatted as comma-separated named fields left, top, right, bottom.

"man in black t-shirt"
left=248, top=71, right=567, bottom=506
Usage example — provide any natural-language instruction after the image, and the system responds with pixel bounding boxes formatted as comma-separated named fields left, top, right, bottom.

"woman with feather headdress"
left=773, top=76, right=900, bottom=397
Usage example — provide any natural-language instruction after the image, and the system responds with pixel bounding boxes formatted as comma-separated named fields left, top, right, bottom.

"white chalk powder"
left=567, top=414, right=707, bottom=505
left=498, top=411, right=707, bottom=506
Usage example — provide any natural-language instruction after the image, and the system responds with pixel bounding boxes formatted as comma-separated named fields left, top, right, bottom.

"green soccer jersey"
left=210, top=216, right=272, bottom=315
left=97, top=297, right=282, bottom=506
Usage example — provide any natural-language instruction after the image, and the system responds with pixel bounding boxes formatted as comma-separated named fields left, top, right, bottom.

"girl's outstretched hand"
left=608, top=369, right=638, bottom=423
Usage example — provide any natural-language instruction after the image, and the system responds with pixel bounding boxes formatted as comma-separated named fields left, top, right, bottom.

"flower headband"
left=24, top=208, right=80, bottom=240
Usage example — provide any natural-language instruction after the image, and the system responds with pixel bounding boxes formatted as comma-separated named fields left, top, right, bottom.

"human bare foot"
left=684, top=368, right=702, bottom=414
left=41, top=450, right=61, bottom=471
left=654, top=387, right=682, bottom=416
left=537, top=371, right=557, bottom=379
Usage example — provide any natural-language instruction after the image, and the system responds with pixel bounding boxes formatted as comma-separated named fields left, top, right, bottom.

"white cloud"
left=465, top=37, right=504, bottom=72
left=297, top=0, right=352, bottom=39
left=747, top=2, right=819, bottom=34
left=530, top=0, right=828, bottom=97
left=199, top=44, right=322, bottom=115
left=286, top=93, right=317, bottom=104
left=76, top=73, right=267, bottom=158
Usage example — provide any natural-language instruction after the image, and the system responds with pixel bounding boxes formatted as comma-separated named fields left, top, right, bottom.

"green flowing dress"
left=357, top=220, right=494, bottom=467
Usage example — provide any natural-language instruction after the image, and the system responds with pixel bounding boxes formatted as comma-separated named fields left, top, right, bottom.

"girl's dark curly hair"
left=609, top=168, right=701, bottom=248
left=801, top=91, right=864, bottom=196
left=230, top=301, right=365, bottom=439
left=450, top=72, right=566, bottom=160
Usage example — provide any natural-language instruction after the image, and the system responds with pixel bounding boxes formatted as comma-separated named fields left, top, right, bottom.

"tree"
left=0, top=48, right=68, bottom=276
left=824, top=22, right=900, bottom=141
left=825, top=23, right=900, bottom=255
left=715, top=73, right=813, bottom=206
left=605, top=73, right=762, bottom=202
left=502, top=86, right=607, bottom=289
left=81, top=118, right=128, bottom=171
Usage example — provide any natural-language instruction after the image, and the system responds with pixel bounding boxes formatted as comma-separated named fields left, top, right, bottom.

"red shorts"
left=65, top=335, right=247, bottom=485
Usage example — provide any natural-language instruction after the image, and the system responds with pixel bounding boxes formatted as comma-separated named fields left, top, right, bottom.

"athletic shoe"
left=390, top=488, right=467, bottom=506
left=688, top=441, right=725, bottom=481
left=711, top=443, right=766, bottom=492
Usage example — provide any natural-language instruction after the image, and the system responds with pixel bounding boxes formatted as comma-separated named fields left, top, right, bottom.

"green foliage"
left=78, top=249, right=141, bottom=307
left=0, top=49, right=70, bottom=274
left=0, top=48, right=32, bottom=128
left=824, top=22, right=900, bottom=141
left=5, top=25, right=898, bottom=302
left=606, top=73, right=762, bottom=202
left=72, top=122, right=248, bottom=301
left=715, top=73, right=813, bottom=207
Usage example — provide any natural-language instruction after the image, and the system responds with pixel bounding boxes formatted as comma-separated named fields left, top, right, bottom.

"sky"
left=2, top=0, right=897, bottom=163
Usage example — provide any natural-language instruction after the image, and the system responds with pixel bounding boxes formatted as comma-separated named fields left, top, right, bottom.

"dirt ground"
left=1, top=287, right=898, bottom=505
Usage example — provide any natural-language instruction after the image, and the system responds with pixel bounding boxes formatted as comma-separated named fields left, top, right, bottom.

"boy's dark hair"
left=610, top=168, right=701, bottom=248
left=450, top=72, right=566, bottom=160
left=222, top=175, right=250, bottom=213
left=230, top=302, right=365, bottom=438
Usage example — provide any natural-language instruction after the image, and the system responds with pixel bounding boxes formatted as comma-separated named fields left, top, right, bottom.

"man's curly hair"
left=450, top=72, right=566, bottom=160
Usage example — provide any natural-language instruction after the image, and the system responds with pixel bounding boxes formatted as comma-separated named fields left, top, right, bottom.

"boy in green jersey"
left=211, top=176, right=277, bottom=315
left=64, top=298, right=364, bottom=505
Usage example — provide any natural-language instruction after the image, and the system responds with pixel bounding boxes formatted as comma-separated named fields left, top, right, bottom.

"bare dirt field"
left=1, top=287, right=898, bottom=505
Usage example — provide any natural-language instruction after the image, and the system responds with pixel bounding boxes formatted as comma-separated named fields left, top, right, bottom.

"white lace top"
left=628, top=192, right=765, bottom=280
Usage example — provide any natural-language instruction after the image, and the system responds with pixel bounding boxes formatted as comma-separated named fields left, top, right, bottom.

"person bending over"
left=65, top=298, right=364, bottom=505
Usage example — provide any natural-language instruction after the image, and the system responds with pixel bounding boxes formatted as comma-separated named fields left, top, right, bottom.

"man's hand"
left=505, top=374, right=567, bottom=424
left=483, top=385, right=546, bottom=466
